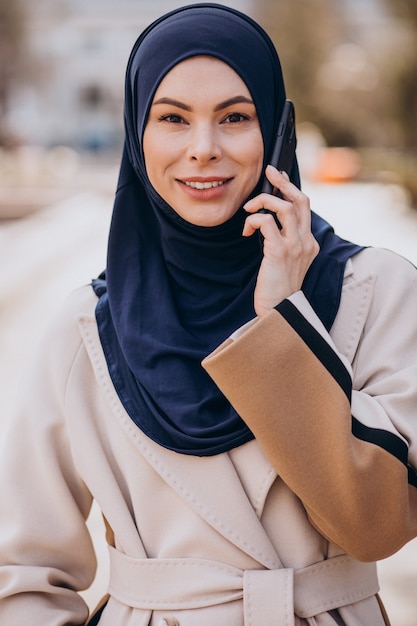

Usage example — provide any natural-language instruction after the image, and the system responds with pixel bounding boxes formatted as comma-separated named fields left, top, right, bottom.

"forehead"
left=153, top=55, right=251, bottom=99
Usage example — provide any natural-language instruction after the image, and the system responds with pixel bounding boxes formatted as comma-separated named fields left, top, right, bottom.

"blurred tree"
left=251, top=0, right=396, bottom=149
left=383, top=0, right=417, bottom=23
left=0, top=0, right=28, bottom=146
left=251, top=0, right=344, bottom=130
left=382, top=0, right=417, bottom=149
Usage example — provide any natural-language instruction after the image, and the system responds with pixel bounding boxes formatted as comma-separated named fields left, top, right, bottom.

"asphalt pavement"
left=1, top=174, right=417, bottom=624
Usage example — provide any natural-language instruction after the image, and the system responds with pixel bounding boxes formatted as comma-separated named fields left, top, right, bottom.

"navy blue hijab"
left=93, top=3, right=362, bottom=456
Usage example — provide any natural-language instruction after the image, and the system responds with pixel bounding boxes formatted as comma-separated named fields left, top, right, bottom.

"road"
left=1, top=173, right=417, bottom=624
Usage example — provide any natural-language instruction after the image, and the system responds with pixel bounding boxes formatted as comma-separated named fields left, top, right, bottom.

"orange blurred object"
left=314, top=147, right=362, bottom=183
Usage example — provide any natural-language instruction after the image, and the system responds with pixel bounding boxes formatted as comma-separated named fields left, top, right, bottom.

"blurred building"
left=340, top=0, right=399, bottom=50
left=6, top=0, right=394, bottom=152
left=7, top=0, right=253, bottom=151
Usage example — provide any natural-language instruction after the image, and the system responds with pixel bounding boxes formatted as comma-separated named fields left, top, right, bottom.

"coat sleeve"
left=202, top=248, right=417, bottom=562
left=0, top=294, right=96, bottom=625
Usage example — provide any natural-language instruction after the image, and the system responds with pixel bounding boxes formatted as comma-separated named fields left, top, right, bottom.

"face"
left=143, top=56, right=264, bottom=227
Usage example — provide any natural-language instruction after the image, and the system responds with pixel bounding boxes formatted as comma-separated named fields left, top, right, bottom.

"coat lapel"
left=330, top=260, right=376, bottom=363
left=135, top=435, right=282, bottom=569
left=79, top=316, right=282, bottom=571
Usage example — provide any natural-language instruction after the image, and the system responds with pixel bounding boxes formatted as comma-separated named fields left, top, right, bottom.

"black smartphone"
left=261, top=99, right=296, bottom=198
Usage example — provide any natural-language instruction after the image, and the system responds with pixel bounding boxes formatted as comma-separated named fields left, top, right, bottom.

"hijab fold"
left=92, top=3, right=363, bottom=456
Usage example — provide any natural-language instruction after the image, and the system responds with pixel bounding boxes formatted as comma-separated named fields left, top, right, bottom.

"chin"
left=179, top=208, right=236, bottom=228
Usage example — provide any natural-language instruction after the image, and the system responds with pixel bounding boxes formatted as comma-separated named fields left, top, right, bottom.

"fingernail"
left=280, top=170, right=290, bottom=181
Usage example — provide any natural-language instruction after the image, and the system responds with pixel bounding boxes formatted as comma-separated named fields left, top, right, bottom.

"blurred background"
left=1, top=0, right=417, bottom=207
left=1, top=1, right=417, bottom=624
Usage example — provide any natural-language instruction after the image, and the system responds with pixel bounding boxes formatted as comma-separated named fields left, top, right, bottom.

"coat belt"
left=107, top=546, right=379, bottom=624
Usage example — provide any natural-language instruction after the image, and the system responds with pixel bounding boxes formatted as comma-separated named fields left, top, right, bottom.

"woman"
left=1, top=3, right=417, bottom=625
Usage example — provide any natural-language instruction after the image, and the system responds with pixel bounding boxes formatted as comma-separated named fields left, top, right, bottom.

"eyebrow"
left=214, top=96, right=254, bottom=111
left=152, top=95, right=254, bottom=112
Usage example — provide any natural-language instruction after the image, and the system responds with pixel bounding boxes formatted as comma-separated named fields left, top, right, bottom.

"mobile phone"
left=261, top=99, right=296, bottom=198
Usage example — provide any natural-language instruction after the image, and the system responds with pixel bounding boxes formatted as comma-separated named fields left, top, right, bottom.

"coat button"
left=159, top=619, right=179, bottom=626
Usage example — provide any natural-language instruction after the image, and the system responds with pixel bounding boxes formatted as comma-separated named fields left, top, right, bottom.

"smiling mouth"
left=184, top=180, right=226, bottom=190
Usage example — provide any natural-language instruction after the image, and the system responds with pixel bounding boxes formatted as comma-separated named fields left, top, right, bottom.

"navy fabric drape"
left=93, top=3, right=363, bottom=456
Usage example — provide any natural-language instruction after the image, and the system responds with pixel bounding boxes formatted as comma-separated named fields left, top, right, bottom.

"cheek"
left=144, top=133, right=181, bottom=185
left=143, top=126, right=170, bottom=174
left=242, top=133, right=264, bottom=183
left=142, top=129, right=154, bottom=179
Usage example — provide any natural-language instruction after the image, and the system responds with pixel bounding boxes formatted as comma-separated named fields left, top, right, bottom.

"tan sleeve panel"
left=202, top=308, right=417, bottom=562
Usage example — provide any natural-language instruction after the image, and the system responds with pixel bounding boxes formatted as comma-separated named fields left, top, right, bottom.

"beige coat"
left=1, top=247, right=417, bottom=625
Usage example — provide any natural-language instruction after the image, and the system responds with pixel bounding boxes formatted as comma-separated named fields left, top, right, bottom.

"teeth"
left=185, top=180, right=225, bottom=189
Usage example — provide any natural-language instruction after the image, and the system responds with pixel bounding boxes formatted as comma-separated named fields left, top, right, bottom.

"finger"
left=242, top=211, right=285, bottom=239
left=244, top=171, right=307, bottom=215
left=264, top=165, right=302, bottom=202
left=246, top=193, right=301, bottom=238
left=243, top=192, right=285, bottom=213
left=266, top=166, right=312, bottom=235
left=243, top=200, right=299, bottom=244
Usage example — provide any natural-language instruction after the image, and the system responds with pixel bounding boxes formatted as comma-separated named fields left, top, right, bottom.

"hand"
left=243, top=165, right=319, bottom=317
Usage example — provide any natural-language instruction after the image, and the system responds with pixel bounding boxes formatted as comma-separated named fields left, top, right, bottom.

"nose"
left=187, top=124, right=221, bottom=164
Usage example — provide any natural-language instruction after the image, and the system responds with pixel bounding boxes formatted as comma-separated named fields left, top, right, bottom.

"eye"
left=222, top=112, right=250, bottom=124
left=158, top=113, right=186, bottom=124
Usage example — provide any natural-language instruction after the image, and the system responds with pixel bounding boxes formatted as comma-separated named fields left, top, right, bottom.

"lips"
left=184, top=180, right=226, bottom=190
